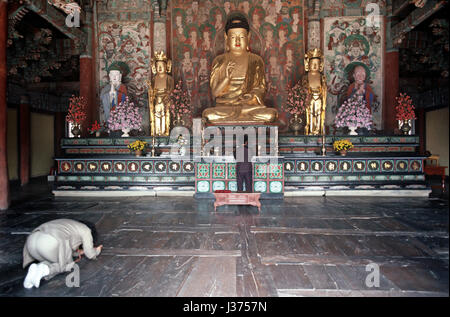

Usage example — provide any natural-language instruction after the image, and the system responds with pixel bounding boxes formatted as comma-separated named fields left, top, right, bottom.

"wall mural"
left=170, top=0, right=305, bottom=129
left=324, top=16, right=384, bottom=130
left=97, top=0, right=152, bottom=133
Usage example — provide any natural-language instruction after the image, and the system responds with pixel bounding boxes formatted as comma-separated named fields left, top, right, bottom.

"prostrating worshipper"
left=22, top=219, right=103, bottom=289
left=234, top=135, right=255, bottom=193
left=202, top=12, right=278, bottom=124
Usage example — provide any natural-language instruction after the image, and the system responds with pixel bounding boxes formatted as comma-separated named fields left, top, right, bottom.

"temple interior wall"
left=30, top=113, right=55, bottom=178
left=426, top=107, right=449, bottom=175
left=7, top=109, right=18, bottom=181
left=95, top=1, right=389, bottom=133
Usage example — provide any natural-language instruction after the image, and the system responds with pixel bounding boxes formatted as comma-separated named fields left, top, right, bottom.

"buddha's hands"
left=226, top=61, right=235, bottom=80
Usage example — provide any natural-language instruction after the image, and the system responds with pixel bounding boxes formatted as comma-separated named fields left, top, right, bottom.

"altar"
left=52, top=133, right=429, bottom=197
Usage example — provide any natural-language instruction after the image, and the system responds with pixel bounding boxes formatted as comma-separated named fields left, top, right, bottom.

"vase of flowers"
left=284, top=81, right=308, bottom=135
left=333, top=139, right=354, bottom=156
left=170, top=80, right=192, bottom=128
left=71, top=125, right=81, bottom=138
left=334, top=96, right=373, bottom=135
left=128, top=140, right=147, bottom=157
left=66, top=95, right=87, bottom=138
left=88, top=120, right=102, bottom=137
left=107, top=97, right=143, bottom=137
left=395, top=93, right=416, bottom=135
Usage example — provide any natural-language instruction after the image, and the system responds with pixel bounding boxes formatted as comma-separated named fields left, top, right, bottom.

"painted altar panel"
left=97, top=0, right=152, bottom=133
left=323, top=15, right=384, bottom=130
left=170, top=0, right=305, bottom=128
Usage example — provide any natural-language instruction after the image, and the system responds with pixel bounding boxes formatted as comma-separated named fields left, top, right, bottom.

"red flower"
left=66, top=95, right=87, bottom=125
left=395, top=93, right=416, bottom=121
left=88, top=120, right=101, bottom=133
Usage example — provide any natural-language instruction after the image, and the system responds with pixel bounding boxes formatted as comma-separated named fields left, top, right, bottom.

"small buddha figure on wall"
left=147, top=51, right=174, bottom=136
left=302, top=48, right=327, bottom=135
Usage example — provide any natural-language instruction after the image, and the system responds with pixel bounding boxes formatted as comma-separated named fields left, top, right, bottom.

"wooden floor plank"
left=176, top=257, right=237, bottom=297
left=303, top=265, right=338, bottom=290
left=268, top=265, right=313, bottom=290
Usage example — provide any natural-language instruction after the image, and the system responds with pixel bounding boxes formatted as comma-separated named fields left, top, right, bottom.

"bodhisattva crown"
left=305, top=48, right=323, bottom=60
left=154, top=51, right=168, bottom=63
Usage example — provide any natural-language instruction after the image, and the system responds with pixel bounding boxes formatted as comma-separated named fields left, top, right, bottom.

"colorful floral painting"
left=97, top=0, right=152, bottom=132
left=170, top=0, right=305, bottom=128
left=98, top=21, right=151, bottom=101
left=324, top=16, right=384, bottom=130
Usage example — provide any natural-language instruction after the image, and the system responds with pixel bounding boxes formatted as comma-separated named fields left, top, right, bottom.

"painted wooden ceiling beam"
left=391, top=0, right=446, bottom=46
left=392, top=0, right=411, bottom=16
left=24, top=0, right=86, bottom=41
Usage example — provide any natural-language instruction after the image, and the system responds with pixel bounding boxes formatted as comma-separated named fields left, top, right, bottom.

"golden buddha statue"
left=146, top=51, right=174, bottom=136
left=302, top=48, right=327, bottom=135
left=202, top=13, right=278, bottom=124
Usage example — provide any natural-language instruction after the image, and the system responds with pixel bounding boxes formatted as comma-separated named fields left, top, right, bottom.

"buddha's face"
left=226, top=27, right=249, bottom=54
left=156, top=61, right=166, bottom=75
left=310, top=58, right=321, bottom=72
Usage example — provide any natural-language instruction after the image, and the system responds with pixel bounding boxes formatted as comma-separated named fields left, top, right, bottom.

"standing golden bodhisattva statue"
left=146, top=51, right=174, bottom=136
left=202, top=13, right=278, bottom=124
left=303, top=48, right=327, bottom=135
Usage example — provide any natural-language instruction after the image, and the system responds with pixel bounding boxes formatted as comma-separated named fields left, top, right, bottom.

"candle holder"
left=151, top=135, right=156, bottom=157
left=321, top=134, right=326, bottom=156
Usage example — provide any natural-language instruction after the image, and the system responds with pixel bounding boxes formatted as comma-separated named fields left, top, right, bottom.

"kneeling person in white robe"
left=22, top=219, right=103, bottom=289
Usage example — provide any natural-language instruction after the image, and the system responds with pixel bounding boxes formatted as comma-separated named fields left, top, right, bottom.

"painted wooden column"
left=383, top=13, right=399, bottom=134
left=384, top=50, right=399, bottom=134
left=0, top=0, right=10, bottom=210
left=80, top=55, right=94, bottom=136
left=80, top=8, right=95, bottom=136
left=19, top=96, right=30, bottom=186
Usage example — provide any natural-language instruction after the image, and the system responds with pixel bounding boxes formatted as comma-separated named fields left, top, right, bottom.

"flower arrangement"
left=333, top=139, right=354, bottom=152
left=127, top=140, right=147, bottom=152
left=88, top=120, right=102, bottom=134
left=66, top=95, right=87, bottom=126
left=170, top=80, right=192, bottom=120
left=334, top=95, right=373, bottom=129
left=283, top=81, right=309, bottom=115
left=395, top=93, right=417, bottom=121
left=107, top=97, right=143, bottom=132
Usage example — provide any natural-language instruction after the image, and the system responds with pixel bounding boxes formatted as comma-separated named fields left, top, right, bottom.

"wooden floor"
left=0, top=180, right=448, bottom=297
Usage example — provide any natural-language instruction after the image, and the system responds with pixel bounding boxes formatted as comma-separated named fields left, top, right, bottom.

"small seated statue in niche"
left=202, top=12, right=278, bottom=124
left=147, top=51, right=174, bottom=136
left=302, top=48, right=327, bottom=135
